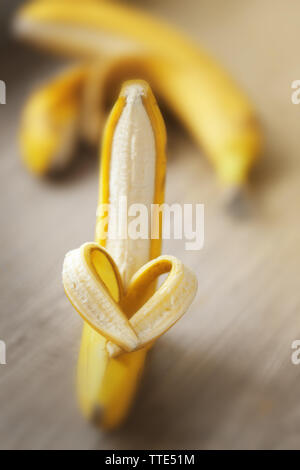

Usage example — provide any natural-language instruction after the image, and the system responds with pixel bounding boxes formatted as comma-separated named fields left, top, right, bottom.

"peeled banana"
left=15, top=0, right=262, bottom=190
left=62, top=81, right=197, bottom=429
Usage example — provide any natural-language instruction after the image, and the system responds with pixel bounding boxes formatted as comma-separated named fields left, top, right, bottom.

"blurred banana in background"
left=20, top=65, right=87, bottom=175
left=14, top=0, right=262, bottom=199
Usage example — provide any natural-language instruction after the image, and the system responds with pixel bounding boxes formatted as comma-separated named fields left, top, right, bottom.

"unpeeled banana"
left=15, top=0, right=262, bottom=191
left=20, top=65, right=87, bottom=175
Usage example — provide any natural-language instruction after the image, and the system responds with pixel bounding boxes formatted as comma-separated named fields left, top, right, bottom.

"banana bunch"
left=62, top=81, right=198, bottom=429
left=15, top=0, right=262, bottom=196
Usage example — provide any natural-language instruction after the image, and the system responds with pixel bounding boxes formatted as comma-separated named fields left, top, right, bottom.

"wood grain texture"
left=1, top=0, right=300, bottom=450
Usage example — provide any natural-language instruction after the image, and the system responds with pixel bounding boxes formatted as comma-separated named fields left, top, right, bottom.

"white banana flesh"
left=106, top=84, right=156, bottom=287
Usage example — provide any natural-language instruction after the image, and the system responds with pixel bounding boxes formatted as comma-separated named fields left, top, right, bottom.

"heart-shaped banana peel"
left=63, top=242, right=197, bottom=357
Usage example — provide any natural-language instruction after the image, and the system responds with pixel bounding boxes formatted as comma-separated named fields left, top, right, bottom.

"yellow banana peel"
left=15, top=0, right=262, bottom=190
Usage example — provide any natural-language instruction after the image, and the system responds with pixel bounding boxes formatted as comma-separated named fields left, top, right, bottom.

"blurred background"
left=1, top=0, right=300, bottom=450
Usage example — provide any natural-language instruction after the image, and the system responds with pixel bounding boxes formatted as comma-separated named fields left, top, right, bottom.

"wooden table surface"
left=1, top=0, right=300, bottom=450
